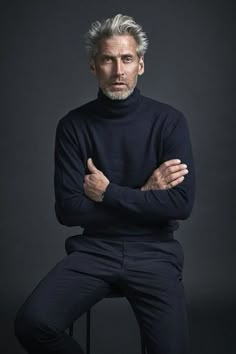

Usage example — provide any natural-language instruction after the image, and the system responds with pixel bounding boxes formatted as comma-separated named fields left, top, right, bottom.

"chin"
left=102, top=87, right=134, bottom=100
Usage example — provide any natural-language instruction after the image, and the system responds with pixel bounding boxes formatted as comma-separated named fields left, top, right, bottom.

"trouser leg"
left=122, top=239, right=189, bottom=354
left=14, top=237, right=123, bottom=354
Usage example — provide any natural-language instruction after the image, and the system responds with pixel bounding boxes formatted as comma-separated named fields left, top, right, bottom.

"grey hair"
left=85, top=14, right=149, bottom=58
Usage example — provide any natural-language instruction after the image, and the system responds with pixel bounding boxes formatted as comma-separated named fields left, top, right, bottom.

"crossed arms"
left=54, top=113, right=195, bottom=227
left=84, top=157, right=188, bottom=201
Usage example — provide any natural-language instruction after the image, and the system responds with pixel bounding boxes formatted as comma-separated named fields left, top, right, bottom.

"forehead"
left=97, top=35, right=138, bottom=55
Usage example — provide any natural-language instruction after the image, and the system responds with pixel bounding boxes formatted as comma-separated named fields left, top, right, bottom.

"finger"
left=164, top=164, right=188, bottom=174
left=168, top=176, right=185, bottom=188
left=162, top=159, right=181, bottom=168
left=165, top=169, right=188, bottom=183
left=87, top=158, right=99, bottom=173
left=84, top=174, right=91, bottom=183
left=158, top=159, right=181, bottom=173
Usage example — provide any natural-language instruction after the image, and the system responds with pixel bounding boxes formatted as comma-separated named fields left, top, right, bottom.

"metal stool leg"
left=68, top=311, right=91, bottom=354
left=69, top=322, right=74, bottom=337
left=86, top=309, right=91, bottom=354
left=69, top=306, right=145, bottom=354
left=140, top=326, right=146, bottom=354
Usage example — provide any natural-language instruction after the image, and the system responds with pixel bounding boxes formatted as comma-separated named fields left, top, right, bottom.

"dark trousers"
left=14, top=236, right=189, bottom=354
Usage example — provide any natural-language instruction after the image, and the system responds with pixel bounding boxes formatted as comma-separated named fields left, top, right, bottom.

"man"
left=15, top=14, right=195, bottom=354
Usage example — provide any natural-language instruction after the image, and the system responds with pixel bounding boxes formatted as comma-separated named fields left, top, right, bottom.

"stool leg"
left=86, top=309, right=91, bottom=354
left=69, top=322, right=74, bottom=337
left=140, top=327, right=146, bottom=354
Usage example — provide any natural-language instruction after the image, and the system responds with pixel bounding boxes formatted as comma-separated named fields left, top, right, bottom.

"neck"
left=96, top=86, right=141, bottom=119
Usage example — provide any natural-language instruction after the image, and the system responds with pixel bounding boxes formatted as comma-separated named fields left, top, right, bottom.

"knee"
left=14, top=303, right=51, bottom=346
left=14, top=304, right=36, bottom=345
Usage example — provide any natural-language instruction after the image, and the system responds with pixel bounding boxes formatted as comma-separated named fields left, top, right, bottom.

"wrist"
left=100, top=183, right=109, bottom=202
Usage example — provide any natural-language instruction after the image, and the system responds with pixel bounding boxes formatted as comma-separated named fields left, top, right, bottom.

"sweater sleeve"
left=102, top=113, right=196, bottom=221
left=54, top=117, right=122, bottom=227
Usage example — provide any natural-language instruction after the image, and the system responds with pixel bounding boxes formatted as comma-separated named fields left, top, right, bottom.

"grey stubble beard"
left=101, top=76, right=138, bottom=100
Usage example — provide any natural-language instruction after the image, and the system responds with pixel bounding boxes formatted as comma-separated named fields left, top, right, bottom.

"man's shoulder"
left=141, top=93, right=184, bottom=118
left=57, top=98, right=97, bottom=128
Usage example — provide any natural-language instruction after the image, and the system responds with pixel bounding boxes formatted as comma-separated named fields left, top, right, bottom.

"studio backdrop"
left=1, top=1, right=234, bottom=354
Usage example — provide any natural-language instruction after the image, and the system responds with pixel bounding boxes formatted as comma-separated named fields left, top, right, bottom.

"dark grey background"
left=1, top=1, right=234, bottom=353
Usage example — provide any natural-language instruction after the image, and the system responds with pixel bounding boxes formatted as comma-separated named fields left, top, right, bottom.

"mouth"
left=110, top=82, right=127, bottom=89
left=111, top=82, right=126, bottom=85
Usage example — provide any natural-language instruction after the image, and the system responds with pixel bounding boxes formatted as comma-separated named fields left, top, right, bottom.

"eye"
left=123, top=56, right=133, bottom=63
left=103, top=56, right=112, bottom=63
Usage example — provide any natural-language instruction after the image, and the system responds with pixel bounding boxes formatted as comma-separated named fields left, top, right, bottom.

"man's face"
left=90, top=35, right=144, bottom=100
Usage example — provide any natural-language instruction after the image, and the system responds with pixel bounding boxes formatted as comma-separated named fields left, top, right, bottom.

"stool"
left=68, top=289, right=146, bottom=354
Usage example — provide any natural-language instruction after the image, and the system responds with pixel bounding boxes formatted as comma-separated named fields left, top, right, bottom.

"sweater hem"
left=80, top=231, right=174, bottom=242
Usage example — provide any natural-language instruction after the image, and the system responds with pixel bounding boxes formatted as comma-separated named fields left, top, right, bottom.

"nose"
left=113, top=59, right=124, bottom=76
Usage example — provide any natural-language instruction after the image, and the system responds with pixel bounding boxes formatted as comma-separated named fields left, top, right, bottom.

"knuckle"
left=163, top=161, right=169, bottom=167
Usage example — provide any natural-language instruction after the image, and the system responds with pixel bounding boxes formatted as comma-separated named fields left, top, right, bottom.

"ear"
left=90, top=58, right=96, bottom=75
left=138, top=56, right=145, bottom=76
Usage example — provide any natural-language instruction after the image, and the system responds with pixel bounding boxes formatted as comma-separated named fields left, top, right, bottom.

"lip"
left=111, top=83, right=126, bottom=86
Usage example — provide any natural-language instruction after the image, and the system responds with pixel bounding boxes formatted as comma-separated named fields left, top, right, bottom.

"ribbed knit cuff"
left=102, top=183, right=123, bottom=206
left=102, top=182, right=144, bottom=208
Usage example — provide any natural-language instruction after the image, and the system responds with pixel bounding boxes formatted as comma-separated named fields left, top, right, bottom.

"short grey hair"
left=85, top=14, right=149, bottom=58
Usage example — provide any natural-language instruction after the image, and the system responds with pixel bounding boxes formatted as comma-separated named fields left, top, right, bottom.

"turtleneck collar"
left=96, top=86, right=141, bottom=119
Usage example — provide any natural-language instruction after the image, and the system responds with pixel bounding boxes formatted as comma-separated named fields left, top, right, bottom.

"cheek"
left=97, top=68, right=111, bottom=81
left=127, top=66, right=140, bottom=79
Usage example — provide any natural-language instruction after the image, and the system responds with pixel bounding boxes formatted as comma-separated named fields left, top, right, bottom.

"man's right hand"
left=141, top=159, right=188, bottom=191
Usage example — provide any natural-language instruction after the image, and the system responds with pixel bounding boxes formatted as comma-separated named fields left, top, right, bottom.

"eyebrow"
left=101, top=53, right=135, bottom=58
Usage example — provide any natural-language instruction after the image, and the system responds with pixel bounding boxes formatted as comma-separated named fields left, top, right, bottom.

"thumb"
left=87, top=158, right=99, bottom=173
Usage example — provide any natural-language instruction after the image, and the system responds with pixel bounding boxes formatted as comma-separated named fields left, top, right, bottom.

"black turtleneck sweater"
left=54, top=87, right=195, bottom=241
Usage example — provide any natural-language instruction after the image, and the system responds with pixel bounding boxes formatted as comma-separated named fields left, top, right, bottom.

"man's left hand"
left=83, top=158, right=110, bottom=202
